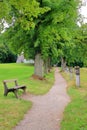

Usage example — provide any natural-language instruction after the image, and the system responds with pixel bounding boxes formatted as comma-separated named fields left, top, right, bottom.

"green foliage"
left=0, top=0, right=50, bottom=30
left=70, top=23, right=87, bottom=66
left=0, top=43, right=16, bottom=63
left=33, top=0, right=81, bottom=62
left=0, top=1, right=10, bottom=19
left=0, top=0, right=82, bottom=66
left=0, top=0, right=50, bottom=59
left=0, top=43, right=7, bottom=63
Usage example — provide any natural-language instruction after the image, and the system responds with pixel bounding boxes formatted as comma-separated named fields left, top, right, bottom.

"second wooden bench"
left=3, top=79, right=26, bottom=98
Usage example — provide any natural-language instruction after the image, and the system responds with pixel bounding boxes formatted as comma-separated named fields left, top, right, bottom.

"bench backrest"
left=3, top=79, right=18, bottom=89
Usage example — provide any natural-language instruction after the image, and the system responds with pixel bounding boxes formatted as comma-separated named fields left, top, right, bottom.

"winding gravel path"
left=13, top=68, right=70, bottom=130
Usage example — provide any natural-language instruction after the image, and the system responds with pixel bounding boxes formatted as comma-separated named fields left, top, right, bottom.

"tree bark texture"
left=34, top=53, right=44, bottom=77
left=44, top=58, right=51, bottom=74
left=61, top=57, right=66, bottom=71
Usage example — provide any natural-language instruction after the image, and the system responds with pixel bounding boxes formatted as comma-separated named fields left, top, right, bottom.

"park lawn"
left=61, top=68, right=87, bottom=130
left=0, top=63, right=54, bottom=130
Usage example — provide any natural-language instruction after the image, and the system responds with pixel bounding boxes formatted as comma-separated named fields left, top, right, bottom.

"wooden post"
left=75, top=66, right=80, bottom=87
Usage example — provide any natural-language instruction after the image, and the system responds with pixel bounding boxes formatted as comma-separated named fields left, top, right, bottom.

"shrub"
left=0, top=43, right=16, bottom=63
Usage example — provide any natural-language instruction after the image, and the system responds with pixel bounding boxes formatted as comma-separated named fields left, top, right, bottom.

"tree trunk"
left=44, top=57, right=51, bottom=74
left=48, top=57, right=51, bottom=72
left=44, top=59, right=49, bottom=74
left=61, top=57, right=66, bottom=71
left=34, top=53, right=44, bottom=77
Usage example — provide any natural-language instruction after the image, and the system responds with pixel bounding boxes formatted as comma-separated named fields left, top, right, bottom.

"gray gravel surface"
left=13, top=68, right=70, bottom=130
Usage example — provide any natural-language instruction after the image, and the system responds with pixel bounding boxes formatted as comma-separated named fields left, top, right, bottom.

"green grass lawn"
left=0, top=63, right=54, bottom=130
left=61, top=68, right=87, bottom=130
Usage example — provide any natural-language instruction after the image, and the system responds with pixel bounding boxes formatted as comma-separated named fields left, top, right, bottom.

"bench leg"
left=4, top=89, right=8, bottom=96
left=23, top=87, right=26, bottom=94
left=14, top=90, right=19, bottom=98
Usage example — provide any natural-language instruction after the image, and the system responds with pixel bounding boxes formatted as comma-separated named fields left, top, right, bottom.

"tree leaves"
left=0, top=0, right=82, bottom=66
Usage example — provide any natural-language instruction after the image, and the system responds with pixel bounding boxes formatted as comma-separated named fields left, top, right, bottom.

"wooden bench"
left=3, top=79, right=26, bottom=98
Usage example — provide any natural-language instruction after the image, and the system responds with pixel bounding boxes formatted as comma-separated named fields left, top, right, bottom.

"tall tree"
left=73, top=23, right=87, bottom=66
left=0, top=0, right=81, bottom=76
left=33, top=0, right=81, bottom=72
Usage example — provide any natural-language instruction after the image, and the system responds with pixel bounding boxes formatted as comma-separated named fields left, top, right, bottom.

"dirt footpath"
left=13, top=68, right=70, bottom=130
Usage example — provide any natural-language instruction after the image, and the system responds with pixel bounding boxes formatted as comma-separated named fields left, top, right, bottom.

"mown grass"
left=61, top=68, right=87, bottom=130
left=0, top=63, right=54, bottom=130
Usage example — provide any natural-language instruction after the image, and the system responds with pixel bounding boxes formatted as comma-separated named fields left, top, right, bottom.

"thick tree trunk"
left=61, top=57, right=66, bottom=71
left=44, top=58, right=51, bottom=74
left=34, top=53, right=44, bottom=77
left=44, top=59, right=49, bottom=74
left=48, top=57, right=52, bottom=72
